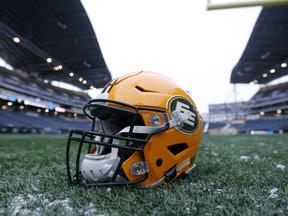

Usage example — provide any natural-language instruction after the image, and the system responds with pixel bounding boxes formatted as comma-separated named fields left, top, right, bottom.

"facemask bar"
left=66, top=130, right=148, bottom=186
left=66, top=99, right=170, bottom=186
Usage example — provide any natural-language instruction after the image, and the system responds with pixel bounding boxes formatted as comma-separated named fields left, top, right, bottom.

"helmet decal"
left=167, top=96, right=199, bottom=134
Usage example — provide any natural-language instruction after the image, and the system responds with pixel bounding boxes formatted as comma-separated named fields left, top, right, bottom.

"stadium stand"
left=0, top=109, right=92, bottom=134
left=1, top=1, right=287, bottom=135
left=207, top=6, right=288, bottom=134
left=230, top=6, right=288, bottom=85
left=247, top=82, right=288, bottom=115
left=0, top=0, right=111, bottom=89
left=0, top=67, right=90, bottom=109
left=236, top=117, right=288, bottom=134
left=0, top=0, right=109, bottom=134
left=0, top=66, right=94, bottom=133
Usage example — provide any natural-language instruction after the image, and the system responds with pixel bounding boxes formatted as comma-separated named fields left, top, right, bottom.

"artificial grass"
left=0, top=134, right=287, bottom=215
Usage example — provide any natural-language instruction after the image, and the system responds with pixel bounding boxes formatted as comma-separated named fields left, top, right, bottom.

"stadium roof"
left=230, top=6, right=288, bottom=84
left=0, top=0, right=111, bottom=90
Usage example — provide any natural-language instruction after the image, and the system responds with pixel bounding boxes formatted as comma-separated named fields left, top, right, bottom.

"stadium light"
left=53, top=65, right=62, bottom=71
left=46, top=58, right=52, bottom=63
left=69, top=72, right=74, bottom=77
left=12, top=37, right=20, bottom=43
left=1, top=105, right=8, bottom=110
left=281, top=63, right=287, bottom=68
left=55, top=107, right=66, bottom=113
left=270, top=69, right=276, bottom=73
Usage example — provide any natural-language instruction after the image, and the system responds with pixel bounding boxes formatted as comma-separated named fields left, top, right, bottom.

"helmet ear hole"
left=167, top=143, right=188, bottom=155
left=156, top=158, right=163, bottom=167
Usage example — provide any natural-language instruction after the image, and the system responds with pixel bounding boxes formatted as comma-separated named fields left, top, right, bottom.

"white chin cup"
left=81, top=153, right=120, bottom=183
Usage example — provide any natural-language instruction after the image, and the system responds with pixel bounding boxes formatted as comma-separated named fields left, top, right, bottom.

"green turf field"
left=0, top=134, right=287, bottom=215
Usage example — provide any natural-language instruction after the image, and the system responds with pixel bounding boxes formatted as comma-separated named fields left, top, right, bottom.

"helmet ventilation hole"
left=167, top=143, right=188, bottom=155
left=135, top=85, right=157, bottom=93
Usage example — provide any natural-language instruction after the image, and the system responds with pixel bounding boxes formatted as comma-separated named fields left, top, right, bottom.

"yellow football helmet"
left=66, top=71, right=203, bottom=187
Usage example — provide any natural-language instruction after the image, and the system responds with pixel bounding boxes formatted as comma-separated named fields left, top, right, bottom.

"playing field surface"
left=0, top=134, right=287, bottom=215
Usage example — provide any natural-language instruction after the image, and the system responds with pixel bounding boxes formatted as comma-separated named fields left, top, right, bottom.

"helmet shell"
left=105, top=71, right=203, bottom=186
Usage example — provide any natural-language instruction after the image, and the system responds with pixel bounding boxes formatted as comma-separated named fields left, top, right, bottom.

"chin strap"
left=140, top=158, right=196, bottom=188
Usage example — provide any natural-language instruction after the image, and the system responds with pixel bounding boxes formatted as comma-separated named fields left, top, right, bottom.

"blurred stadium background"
left=0, top=0, right=287, bottom=135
